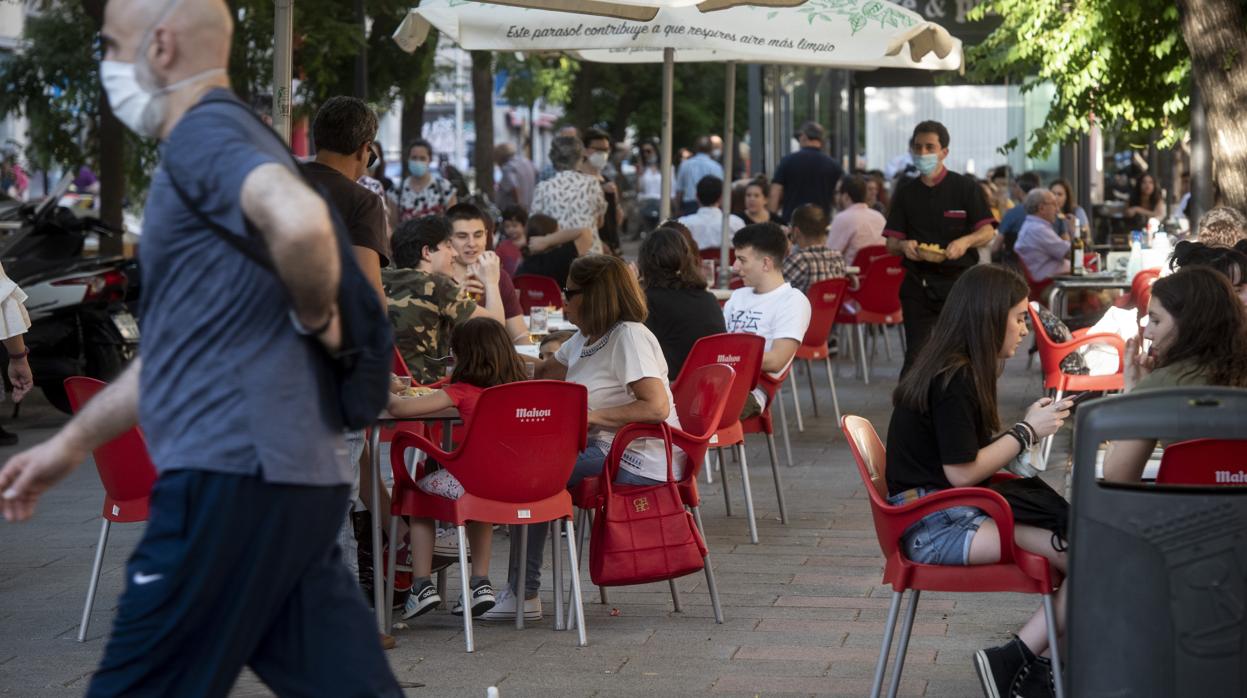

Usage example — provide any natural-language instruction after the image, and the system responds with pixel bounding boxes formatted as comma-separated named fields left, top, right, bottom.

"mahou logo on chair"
left=515, top=407, right=552, bottom=422
left=716, top=354, right=740, bottom=364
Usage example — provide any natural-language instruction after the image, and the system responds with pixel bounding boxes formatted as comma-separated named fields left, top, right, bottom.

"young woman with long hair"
left=638, top=226, right=727, bottom=378
left=887, top=264, right=1072, bottom=696
left=1103, top=266, right=1247, bottom=483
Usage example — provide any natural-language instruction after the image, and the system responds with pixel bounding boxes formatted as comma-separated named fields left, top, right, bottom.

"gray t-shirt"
left=137, top=89, right=348, bottom=485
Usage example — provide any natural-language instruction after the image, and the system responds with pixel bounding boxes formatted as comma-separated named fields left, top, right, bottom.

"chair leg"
left=775, top=393, right=794, bottom=467
left=703, top=451, right=713, bottom=484
left=552, top=520, right=565, bottom=631
left=804, top=358, right=820, bottom=417
left=1044, top=593, right=1066, bottom=698
left=737, top=444, right=759, bottom=544
left=766, top=433, right=789, bottom=525
left=78, top=518, right=111, bottom=642
left=885, top=590, right=921, bottom=698
left=692, top=507, right=724, bottom=624
left=857, top=323, right=871, bottom=384
left=787, top=371, right=804, bottom=433
left=825, top=355, right=842, bottom=429
left=516, top=524, right=528, bottom=630
left=882, top=322, right=894, bottom=360
left=896, top=323, right=906, bottom=354
left=456, top=525, right=475, bottom=652
left=437, top=568, right=448, bottom=602
left=565, top=516, right=588, bottom=646
left=669, top=579, right=683, bottom=613
left=871, top=590, right=904, bottom=698
left=718, top=447, right=733, bottom=517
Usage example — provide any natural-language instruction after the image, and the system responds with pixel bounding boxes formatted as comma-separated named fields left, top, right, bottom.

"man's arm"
left=945, top=223, right=997, bottom=261
left=886, top=236, right=920, bottom=261
left=1, top=359, right=142, bottom=522
left=528, top=226, right=593, bottom=254
left=352, top=246, right=387, bottom=310
left=761, top=338, right=799, bottom=374
left=241, top=163, right=341, bottom=350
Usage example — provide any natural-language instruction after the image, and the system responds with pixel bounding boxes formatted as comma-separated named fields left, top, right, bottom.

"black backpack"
left=166, top=93, right=392, bottom=430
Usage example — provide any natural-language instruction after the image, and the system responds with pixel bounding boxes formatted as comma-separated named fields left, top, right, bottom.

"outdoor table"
left=368, top=408, right=461, bottom=632
left=1044, top=273, right=1132, bottom=319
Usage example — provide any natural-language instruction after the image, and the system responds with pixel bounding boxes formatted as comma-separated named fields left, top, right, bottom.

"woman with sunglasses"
left=484, top=254, right=685, bottom=622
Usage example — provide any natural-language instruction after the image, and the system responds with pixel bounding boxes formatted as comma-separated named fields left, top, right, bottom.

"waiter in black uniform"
left=883, top=120, right=996, bottom=375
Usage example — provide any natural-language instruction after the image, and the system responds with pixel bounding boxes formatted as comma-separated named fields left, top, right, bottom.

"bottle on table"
left=1071, top=228, right=1086, bottom=276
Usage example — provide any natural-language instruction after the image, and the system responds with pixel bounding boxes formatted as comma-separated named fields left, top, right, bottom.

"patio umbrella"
left=393, top=0, right=961, bottom=269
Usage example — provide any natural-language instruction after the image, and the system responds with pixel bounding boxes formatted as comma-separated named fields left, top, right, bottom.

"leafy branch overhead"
left=966, top=0, right=1191, bottom=157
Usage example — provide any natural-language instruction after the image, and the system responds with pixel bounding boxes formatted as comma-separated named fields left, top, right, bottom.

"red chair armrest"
left=1051, top=332, right=1127, bottom=372
left=886, top=487, right=1018, bottom=563
left=390, top=428, right=455, bottom=465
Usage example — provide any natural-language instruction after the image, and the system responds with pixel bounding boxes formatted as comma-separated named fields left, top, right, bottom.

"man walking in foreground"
left=0, top=1, right=401, bottom=695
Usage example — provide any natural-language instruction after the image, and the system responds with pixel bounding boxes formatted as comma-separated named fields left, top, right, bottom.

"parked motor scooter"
left=0, top=174, right=140, bottom=413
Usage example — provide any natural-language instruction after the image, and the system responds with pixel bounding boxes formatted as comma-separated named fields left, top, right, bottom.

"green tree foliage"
left=966, top=0, right=1191, bottom=156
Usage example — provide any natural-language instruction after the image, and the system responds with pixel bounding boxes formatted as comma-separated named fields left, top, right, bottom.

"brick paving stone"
left=0, top=345, right=1063, bottom=696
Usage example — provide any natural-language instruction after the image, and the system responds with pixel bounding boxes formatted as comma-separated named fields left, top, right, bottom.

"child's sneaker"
left=401, top=583, right=441, bottom=620
left=451, top=580, right=497, bottom=617
left=480, top=586, right=542, bottom=621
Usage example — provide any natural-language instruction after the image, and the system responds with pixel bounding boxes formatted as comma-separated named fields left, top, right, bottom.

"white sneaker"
left=433, top=528, right=461, bottom=557
left=480, top=586, right=542, bottom=621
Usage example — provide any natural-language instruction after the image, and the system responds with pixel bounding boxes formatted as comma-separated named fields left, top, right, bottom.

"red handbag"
left=589, top=423, right=708, bottom=587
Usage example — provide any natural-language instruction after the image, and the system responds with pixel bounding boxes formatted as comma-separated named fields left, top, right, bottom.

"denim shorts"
left=887, top=487, right=987, bottom=566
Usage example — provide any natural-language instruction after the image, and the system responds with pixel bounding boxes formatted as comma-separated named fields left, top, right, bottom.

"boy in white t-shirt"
left=724, top=222, right=813, bottom=418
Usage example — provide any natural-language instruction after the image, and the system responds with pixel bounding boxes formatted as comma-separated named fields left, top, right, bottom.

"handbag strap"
left=601, top=421, right=675, bottom=499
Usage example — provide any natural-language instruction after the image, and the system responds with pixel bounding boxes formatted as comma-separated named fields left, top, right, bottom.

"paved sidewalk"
left=0, top=344, right=1070, bottom=697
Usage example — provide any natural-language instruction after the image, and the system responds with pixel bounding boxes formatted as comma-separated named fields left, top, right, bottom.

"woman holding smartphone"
left=886, top=264, right=1073, bottom=697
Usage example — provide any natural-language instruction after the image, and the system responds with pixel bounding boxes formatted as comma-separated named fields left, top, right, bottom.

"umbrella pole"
left=273, top=0, right=294, bottom=143
left=719, top=62, right=736, bottom=288
left=659, top=48, right=674, bottom=222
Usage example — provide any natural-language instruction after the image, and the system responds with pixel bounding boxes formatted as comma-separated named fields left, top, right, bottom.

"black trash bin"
left=1068, top=387, right=1247, bottom=698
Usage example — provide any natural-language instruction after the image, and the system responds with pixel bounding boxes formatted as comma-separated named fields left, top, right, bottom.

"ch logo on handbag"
left=632, top=497, right=649, bottom=513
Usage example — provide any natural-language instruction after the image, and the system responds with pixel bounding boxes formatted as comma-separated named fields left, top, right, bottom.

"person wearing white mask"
left=0, top=0, right=404, bottom=694
left=397, top=137, right=457, bottom=223
left=883, top=120, right=997, bottom=374
left=581, top=128, right=623, bottom=255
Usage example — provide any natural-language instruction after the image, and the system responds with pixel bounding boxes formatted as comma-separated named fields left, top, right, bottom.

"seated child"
left=538, top=330, right=575, bottom=361
left=498, top=205, right=528, bottom=277
left=388, top=317, right=528, bottom=619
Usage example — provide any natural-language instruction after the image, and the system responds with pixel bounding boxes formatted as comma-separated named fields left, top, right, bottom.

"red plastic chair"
left=672, top=333, right=779, bottom=543
left=1156, top=439, right=1247, bottom=485
left=1135, top=279, right=1154, bottom=319
left=848, top=244, right=893, bottom=272
left=793, top=277, right=850, bottom=427
left=1027, top=301, right=1126, bottom=466
left=388, top=381, right=588, bottom=651
left=568, top=363, right=735, bottom=621
left=514, top=273, right=564, bottom=313
left=841, top=415, right=1065, bottom=698
left=64, top=377, right=158, bottom=643
left=836, top=253, right=905, bottom=384
left=1113, top=267, right=1161, bottom=310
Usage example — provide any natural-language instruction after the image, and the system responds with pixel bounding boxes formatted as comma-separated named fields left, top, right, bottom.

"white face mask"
left=587, top=152, right=609, bottom=170
left=101, top=60, right=225, bottom=138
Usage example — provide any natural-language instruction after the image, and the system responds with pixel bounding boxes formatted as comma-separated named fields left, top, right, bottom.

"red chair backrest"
left=672, top=333, right=764, bottom=431
left=841, top=415, right=895, bottom=553
left=1156, top=439, right=1247, bottom=485
left=802, top=277, right=850, bottom=348
left=848, top=244, right=891, bottom=272
left=1130, top=267, right=1161, bottom=306
left=1135, top=277, right=1155, bottom=318
left=852, top=254, right=905, bottom=315
left=699, top=247, right=735, bottom=265
left=672, top=363, right=735, bottom=442
left=445, top=380, right=587, bottom=502
left=514, top=274, right=563, bottom=313
left=64, top=377, right=157, bottom=514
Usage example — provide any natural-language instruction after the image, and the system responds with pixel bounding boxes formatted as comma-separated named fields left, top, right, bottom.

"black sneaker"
left=401, top=583, right=441, bottom=620
left=1010, top=656, right=1055, bottom=698
left=974, top=636, right=1035, bottom=698
left=451, top=580, right=497, bottom=617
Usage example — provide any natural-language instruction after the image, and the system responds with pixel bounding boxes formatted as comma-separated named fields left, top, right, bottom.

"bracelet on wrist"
left=8, top=349, right=29, bottom=360
left=1006, top=429, right=1029, bottom=453
left=1018, top=420, right=1038, bottom=445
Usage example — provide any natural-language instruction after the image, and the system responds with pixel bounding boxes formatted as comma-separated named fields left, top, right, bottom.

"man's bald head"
left=103, top=0, right=232, bottom=82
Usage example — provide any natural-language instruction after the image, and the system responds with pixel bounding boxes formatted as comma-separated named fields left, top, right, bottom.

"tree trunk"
left=470, top=50, right=494, bottom=199
left=570, top=63, right=596, bottom=132
left=1177, top=0, right=1247, bottom=209
left=399, top=31, right=440, bottom=152
left=82, top=0, right=124, bottom=253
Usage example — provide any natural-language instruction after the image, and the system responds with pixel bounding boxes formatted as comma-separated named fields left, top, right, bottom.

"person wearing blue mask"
left=397, top=137, right=457, bottom=223
left=884, top=120, right=996, bottom=375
